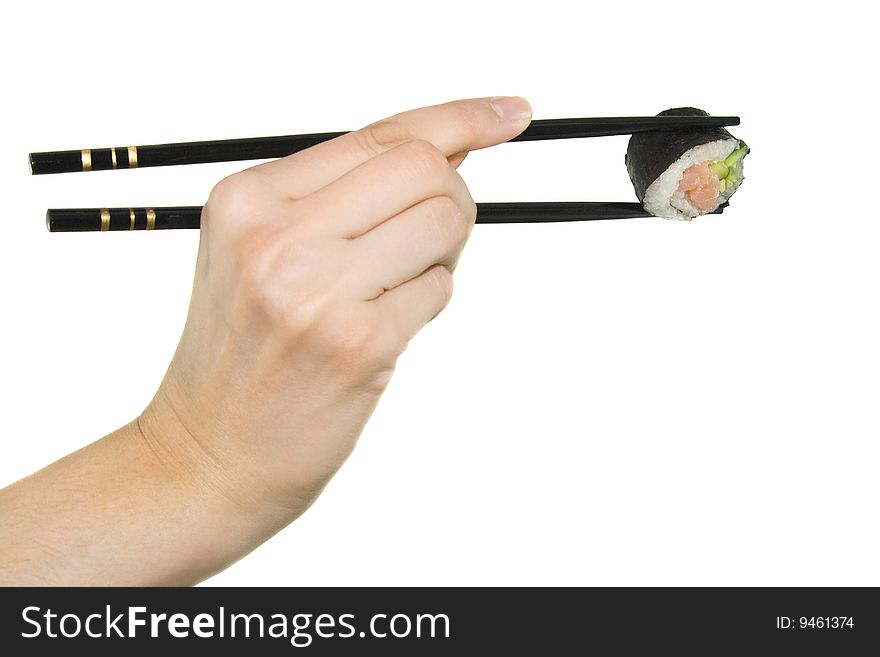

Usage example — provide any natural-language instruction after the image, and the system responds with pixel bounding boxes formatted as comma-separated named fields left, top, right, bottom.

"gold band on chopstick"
left=129, top=208, right=135, bottom=230
left=128, top=146, right=138, bottom=168
left=81, top=149, right=92, bottom=172
left=111, top=147, right=118, bottom=169
left=146, top=208, right=156, bottom=230
left=100, top=208, right=110, bottom=231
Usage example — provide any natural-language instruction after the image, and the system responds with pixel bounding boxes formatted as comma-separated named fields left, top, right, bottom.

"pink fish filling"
left=678, top=162, right=720, bottom=212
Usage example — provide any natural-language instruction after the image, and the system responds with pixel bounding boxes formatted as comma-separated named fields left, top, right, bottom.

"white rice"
left=643, top=139, right=740, bottom=220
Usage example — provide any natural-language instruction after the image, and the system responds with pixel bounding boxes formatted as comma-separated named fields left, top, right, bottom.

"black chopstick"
left=48, top=202, right=716, bottom=232
left=46, top=202, right=729, bottom=231
left=29, top=116, right=740, bottom=175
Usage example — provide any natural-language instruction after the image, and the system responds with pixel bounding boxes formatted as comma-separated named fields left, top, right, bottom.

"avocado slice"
left=709, top=161, right=729, bottom=179
left=724, top=141, right=748, bottom=168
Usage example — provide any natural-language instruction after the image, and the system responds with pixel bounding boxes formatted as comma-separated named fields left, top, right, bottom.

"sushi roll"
left=626, top=108, right=748, bottom=220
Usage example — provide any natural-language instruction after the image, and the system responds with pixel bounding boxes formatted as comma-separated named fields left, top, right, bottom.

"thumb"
left=251, top=96, right=531, bottom=196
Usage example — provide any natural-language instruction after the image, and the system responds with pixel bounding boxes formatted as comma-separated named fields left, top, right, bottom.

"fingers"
left=348, top=95, right=532, bottom=158
left=373, top=265, right=455, bottom=344
left=296, top=138, right=460, bottom=238
left=350, top=177, right=475, bottom=299
left=252, top=96, right=531, bottom=198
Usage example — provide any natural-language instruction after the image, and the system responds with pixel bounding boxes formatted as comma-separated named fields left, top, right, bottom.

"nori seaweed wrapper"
left=625, top=108, right=736, bottom=202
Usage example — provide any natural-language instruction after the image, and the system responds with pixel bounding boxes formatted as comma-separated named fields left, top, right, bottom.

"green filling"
left=724, top=140, right=748, bottom=168
left=708, top=161, right=729, bottom=179
left=707, top=140, right=748, bottom=190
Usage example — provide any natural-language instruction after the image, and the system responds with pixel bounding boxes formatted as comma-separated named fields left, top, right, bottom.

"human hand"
left=141, top=97, right=533, bottom=528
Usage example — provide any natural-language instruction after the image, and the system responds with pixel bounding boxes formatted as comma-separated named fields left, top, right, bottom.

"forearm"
left=0, top=399, right=293, bottom=586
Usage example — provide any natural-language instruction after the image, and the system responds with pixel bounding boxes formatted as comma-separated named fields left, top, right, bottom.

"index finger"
left=252, top=96, right=532, bottom=197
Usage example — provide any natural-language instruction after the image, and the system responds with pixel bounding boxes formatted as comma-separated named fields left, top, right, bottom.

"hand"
left=0, top=97, right=532, bottom=585
left=141, top=97, right=533, bottom=526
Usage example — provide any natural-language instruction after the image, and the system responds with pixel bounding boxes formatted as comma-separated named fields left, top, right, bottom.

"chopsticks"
left=36, top=113, right=738, bottom=230
left=45, top=202, right=728, bottom=232
left=29, top=115, right=740, bottom=175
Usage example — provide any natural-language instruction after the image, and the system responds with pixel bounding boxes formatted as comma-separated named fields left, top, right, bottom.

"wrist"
left=136, top=383, right=302, bottom=539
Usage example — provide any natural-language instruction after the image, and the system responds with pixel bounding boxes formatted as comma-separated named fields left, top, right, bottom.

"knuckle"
left=234, top=230, right=277, bottom=289
left=227, top=230, right=399, bottom=380
left=402, top=139, right=448, bottom=179
left=274, top=286, right=335, bottom=343
left=426, top=196, right=469, bottom=246
left=455, top=102, right=486, bottom=139
left=235, top=239, right=285, bottom=318
left=463, top=196, right=478, bottom=238
left=321, top=319, right=371, bottom=356
left=428, top=265, right=454, bottom=308
left=205, top=172, right=257, bottom=218
left=281, top=295, right=330, bottom=339
left=236, top=246, right=270, bottom=295
left=314, top=314, right=390, bottom=372
left=235, top=232, right=330, bottom=337
left=460, top=181, right=478, bottom=220
left=354, top=119, right=406, bottom=158
left=363, top=364, right=397, bottom=396
left=452, top=173, right=478, bottom=237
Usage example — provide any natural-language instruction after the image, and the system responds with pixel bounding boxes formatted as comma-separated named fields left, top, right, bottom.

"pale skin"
left=0, top=97, right=533, bottom=585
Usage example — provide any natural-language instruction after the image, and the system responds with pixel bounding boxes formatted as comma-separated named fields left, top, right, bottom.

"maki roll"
left=626, top=108, right=748, bottom=220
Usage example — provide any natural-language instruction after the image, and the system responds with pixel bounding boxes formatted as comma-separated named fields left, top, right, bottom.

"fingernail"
left=490, top=96, right=532, bottom=122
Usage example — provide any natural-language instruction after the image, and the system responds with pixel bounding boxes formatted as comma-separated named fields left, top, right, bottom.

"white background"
left=1, top=1, right=877, bottom=586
